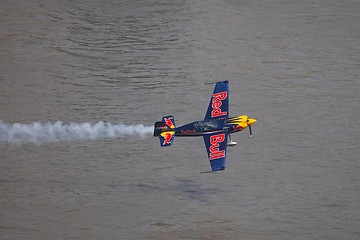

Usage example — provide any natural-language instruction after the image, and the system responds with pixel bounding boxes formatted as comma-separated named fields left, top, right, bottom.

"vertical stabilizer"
left=154, top=116, right=176, bottom=147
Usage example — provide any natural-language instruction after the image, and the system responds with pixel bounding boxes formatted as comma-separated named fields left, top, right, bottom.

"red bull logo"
left=164, top=117, right=175, bottom=129
left=209, top=133, right=225, bottom=160
left=211, top=91, right=227, bottom=118
left=162, top=132, right=173, bottom=145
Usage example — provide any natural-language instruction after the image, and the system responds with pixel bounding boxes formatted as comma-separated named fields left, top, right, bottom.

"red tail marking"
left=163, top=132, right=173, bottom=145
left=164, top=117, right=174, bottom=128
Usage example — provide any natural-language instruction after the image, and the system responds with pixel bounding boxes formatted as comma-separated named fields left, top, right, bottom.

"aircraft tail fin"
left=153, top=116, right=176, bottom=147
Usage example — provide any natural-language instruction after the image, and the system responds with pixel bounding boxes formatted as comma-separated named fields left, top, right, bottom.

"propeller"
left=247, top=116, right=254, bottom=138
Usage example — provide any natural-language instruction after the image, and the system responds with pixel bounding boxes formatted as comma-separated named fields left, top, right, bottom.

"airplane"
left=153, top=80, right=256, bottom=171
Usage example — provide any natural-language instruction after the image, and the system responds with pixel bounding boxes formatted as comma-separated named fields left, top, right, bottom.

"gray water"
left=1, top=0, right=359, bottom=239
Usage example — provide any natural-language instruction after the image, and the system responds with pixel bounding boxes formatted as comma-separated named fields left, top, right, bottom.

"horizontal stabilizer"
left=154, top=115, right=176, bottom=147
left=159, top=131, right=175, bottom=147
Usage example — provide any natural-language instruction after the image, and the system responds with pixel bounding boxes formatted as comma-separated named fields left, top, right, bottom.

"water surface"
left=1, top=0, right=359, bottom=239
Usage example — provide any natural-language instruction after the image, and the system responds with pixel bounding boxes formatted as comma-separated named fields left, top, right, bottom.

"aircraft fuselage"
left=173, top=115, right=254, bottom=137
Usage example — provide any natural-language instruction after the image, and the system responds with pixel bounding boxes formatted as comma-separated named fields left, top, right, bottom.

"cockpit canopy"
left=194, top=120, right=219, bottom=132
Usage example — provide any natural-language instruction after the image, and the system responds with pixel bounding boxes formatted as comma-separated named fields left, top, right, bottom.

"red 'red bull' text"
left=209, top=133, right=225, bottom=160
left=211, top=91, right=227, bottom=118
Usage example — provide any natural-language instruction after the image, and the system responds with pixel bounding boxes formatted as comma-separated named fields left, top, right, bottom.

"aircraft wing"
left=203, top=131, right=228, bottom=171
left=204, top=80, right=229, bottom=120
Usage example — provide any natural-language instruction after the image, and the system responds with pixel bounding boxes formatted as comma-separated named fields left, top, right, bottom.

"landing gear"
left=227, top=134, right=237, bottom=147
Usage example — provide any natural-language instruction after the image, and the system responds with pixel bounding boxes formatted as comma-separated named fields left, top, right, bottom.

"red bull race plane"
left=153, top=80, right=256, bottom=171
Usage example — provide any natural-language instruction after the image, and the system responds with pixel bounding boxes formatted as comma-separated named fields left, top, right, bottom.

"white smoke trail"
left=0, top=120, right=154, bottom=145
